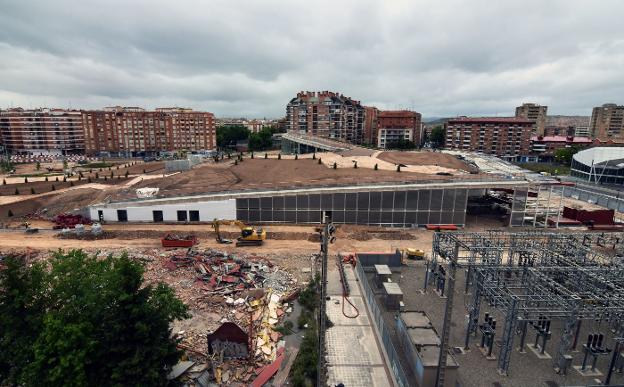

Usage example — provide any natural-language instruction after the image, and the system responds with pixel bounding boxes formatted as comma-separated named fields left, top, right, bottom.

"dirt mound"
left=378, top=151, right=477, bottom=172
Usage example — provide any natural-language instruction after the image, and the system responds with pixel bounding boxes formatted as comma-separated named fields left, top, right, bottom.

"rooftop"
left=447, top=117, right=534, bottom=124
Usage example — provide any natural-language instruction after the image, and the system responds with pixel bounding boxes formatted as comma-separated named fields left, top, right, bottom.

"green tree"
left=387, top=139, right=416, bottom=150
left=216, top=125, right=250, bottom=148
left=0, top=250, right=189, bottom=386
left=35, top=161, right=41, bottom=171
left=430, top=125, right=446, bottom=148
left=248, top=126, right=278, bottom=151
left=554, top=145, right=581, bottom=165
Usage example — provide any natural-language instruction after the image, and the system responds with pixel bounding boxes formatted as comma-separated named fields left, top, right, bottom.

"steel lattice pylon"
left=431, top=231, right=624, bottom=385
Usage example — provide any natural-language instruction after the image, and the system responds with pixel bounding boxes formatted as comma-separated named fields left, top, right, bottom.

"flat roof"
left=400, top=311, right=432, bottom=329
left=383, top=282, right=403, bottom=296
left=374, top=264, right=392, bottom=275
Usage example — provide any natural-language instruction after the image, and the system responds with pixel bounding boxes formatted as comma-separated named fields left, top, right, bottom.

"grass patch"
left=290, top=275, right=320, bottom=386
left=12, top=173, right=64, bottom=178
left=79, top=162, right=114, bottom=169
left=517, top=162, right=570, bottom=176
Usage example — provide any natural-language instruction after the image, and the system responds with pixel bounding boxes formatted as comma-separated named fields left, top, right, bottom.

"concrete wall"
left=90, top=199, right=236, bottom=222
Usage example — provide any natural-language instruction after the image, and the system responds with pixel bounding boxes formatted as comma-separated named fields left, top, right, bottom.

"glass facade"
left=236, top=188, right=468, bottom=227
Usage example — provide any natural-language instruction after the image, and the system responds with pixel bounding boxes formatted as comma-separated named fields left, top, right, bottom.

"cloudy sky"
left=1, top=0, right=623, bottom=118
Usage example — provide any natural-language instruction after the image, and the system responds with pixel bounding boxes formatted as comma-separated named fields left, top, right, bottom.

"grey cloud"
left=1, top=0, right=624, bottom=117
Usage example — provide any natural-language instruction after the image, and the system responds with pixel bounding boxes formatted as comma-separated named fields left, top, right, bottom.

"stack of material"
left=52, top=213, right=92, bottom=229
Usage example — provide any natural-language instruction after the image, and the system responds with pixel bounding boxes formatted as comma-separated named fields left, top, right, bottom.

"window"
left=153, top=210, right=163, bottom=222
left=177, top=210, right=187, bottom=222
left=189, top=210, right=200, bottom=222
left=117, top=210, right=128, bottom=222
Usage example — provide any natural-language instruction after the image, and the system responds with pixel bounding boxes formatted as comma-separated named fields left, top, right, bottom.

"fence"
left=355, top=263, right=410, bottom=387
left=563, top=185, right=624, bottom=214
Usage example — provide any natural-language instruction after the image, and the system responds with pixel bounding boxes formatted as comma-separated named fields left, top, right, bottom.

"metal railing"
left=355, top=263, right=410, bottom=387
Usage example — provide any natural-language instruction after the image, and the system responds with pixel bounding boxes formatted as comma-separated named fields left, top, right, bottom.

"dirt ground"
left=127, top=158, right=456, bottom=199
left=377, top=150, right=478, bottom=172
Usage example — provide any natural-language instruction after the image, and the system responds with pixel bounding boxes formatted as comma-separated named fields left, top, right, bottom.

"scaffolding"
left=429, top=231, right=624, bottom=386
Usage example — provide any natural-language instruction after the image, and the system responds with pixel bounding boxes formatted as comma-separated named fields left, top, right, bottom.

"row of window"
left=110, top=210, right=201, bottom=222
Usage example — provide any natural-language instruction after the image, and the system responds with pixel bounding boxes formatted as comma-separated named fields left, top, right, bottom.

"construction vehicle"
left=212, top=219, right=266, bottom=246
left=399, top=248, right=425, bottom=264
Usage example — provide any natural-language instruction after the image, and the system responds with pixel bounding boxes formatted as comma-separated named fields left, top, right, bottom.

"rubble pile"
left=141, top=248, right=306, bottom=385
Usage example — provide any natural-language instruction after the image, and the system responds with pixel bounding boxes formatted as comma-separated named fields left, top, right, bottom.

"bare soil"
left=378, top=151, right=478, bottom=172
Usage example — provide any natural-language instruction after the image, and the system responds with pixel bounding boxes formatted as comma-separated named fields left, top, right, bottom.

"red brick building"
left=286, top=91, right=365, bottom=144
left=363, top=106, right=378, bottom=145
left=0, top=108, right=85, bottom=155
left=445, top=117, right=533, bottom=161
left=377, top=110, right=422, bottom=148
left=530, top=135, right=592, bottom=160
left=82, top=107, right=216, bottom=156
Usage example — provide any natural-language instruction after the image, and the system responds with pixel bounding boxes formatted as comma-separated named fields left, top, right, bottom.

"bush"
left=143, top=169, right=146, bottom=174
left=95, top=173, right=99, bottom=179
left=30, top=187, right=35, bottom=194
left=278, top=153, right=281, bottom=160
left=264, top=153, right=268, bottom=159
left=353, top=161, right=358, bottom=169
left=312, top=153, right=316, bottom=160
left=374, top=163, right=378, bottom=170
left=7, top=209, right=13, bottom=217
left=397, top=165, right=401, bottom=172
left=2, top=179, right=5, bottom=185
left=318, top=158, right=322, bottom=164
left=125, top=171, right=129, bottom=178
left=295, top=154, right=298, bottom=160
left=70, top=181, right=74, bottom=187
left=63, top=176, right=67, bottom=182
left=87, top=177, right=92, bottom=183
left=45, top=176, right=49, bottom=182
left=51, top=185, right=55, bottom=191
left=24, top=177, right=28, bottom=183
left=333, top=162, right=337, bottom=169
left=14, top=188, right=19, bottom=195
left=55, top=177, right=59, bottom=182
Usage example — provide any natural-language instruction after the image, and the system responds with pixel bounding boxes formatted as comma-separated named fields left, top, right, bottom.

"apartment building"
left=286, top=91, right=365, bottom=144
left=377, top=110, right=422, bottom=147
left=515, top=103, right=548, bottom=135
left=82, top=107, right=216, bottom=156
left=530, top=135, right=592, bottom=161
left=377, top=128, right=412, bottom=148
left=590, top=103, right=624, bottom=140
left=0, top=108, right=85, bottom=155
left=363, top=106, right=378, bottom=145
left=445, top=117, right=533, bottom=161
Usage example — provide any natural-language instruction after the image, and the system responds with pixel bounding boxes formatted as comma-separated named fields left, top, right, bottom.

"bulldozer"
left=212, top=219, right=266, bottom=246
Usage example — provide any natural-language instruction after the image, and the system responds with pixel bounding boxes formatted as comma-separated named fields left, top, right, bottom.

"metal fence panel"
left=355, top=263, right=410, bottom=387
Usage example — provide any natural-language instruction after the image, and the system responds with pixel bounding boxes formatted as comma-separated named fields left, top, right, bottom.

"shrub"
left=14, top=188, right=19, bottom=195
left=353, top=161, right=358, bottom=169
left=2, top=179, right=5, bottom=185
left=70, top=181, right=74, bottom=187
left=51, top=185, right=55, bottom=191
left=63, top=176, right=67, bottom=182
left=24, top=177, right=28, bottom=183
left=295, top=154, right=298, bottom=160
left=45, top=176, right=49, bottom=182
left=7, top=209, right=13, bottom=217
left=264, top=153, right=268, bottom=159
left=397, top=165, right=401, bottom=172
left=374, top=163, right=378, bottom=170
left=55, top=177, right=59, bottom=182
left=318, top=158, right=322, bottom=164
left=30, top=187, right=35, bottom=194
left=278, top=153, right=281, bottom=160
left=333, top=162, right=337, bottom=169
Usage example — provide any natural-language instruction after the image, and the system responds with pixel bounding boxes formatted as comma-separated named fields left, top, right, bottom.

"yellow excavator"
left=212, top=219, right=267, bottom=246
left=400, top=248, right=425, bottom=264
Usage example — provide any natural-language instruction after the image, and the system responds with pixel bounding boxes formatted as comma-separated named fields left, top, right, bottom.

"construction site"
left=3, top=144, right=624, bottom=386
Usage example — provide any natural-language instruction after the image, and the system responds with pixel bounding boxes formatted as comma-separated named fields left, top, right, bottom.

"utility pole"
left=435, top=241, right=459, bottom=387
left=317, top=215, right=335, bottom=387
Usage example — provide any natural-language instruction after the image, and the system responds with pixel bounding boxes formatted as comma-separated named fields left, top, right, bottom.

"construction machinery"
left=400, top=248, right=425, bottom=264
left=212, top=219, right=266, bottom=246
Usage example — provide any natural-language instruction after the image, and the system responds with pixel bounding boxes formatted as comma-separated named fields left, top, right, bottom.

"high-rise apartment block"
left=445, top=117, right=533, bottom=161
left=376, top=110, right=422, bottom=148
left=82, top=107, right=216, bottom=156
left=286, top=91, right=365, bottom=144
left=0, top=108, right=85, bottom=155
left=590, top=103, right=624, bottom=140
left=515, top=103, right=548, bottom=135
